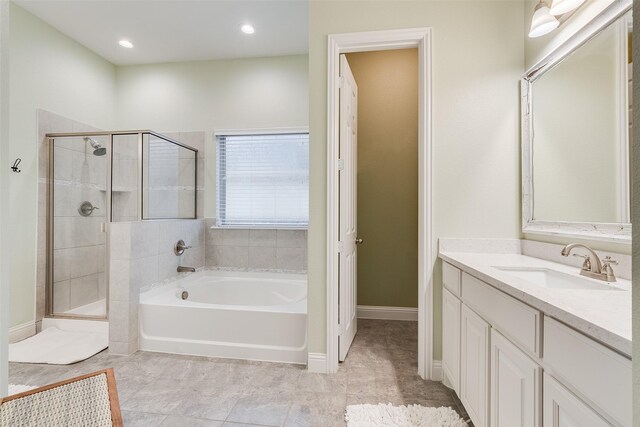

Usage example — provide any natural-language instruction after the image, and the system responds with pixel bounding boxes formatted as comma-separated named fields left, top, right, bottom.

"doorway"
left=326, top=28, right=433, bottom=378
left=339, top=48, right=420, bottom=365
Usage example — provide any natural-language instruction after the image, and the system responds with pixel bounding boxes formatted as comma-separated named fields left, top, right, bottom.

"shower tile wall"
left=112, top=134, right=140, bottom=222
left=37, top=110, right=106, bottom=322
left=108, top=219, right=205, bottom=355
left=205, top=219, right=307, bottom=271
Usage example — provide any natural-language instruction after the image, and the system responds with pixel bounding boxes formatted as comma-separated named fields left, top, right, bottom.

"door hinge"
left=338, top=159, right=344, bottom=171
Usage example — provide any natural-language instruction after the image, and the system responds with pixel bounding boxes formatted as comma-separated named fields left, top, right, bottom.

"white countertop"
left=439, top=251, right=632, bottom=357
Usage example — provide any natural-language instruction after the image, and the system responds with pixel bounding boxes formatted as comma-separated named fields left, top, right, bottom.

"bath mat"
left=7, top=384, right=36, bottom=395
left=9, top=327, right=108, bottom=365
left=345, top=403, right=468, bottom=427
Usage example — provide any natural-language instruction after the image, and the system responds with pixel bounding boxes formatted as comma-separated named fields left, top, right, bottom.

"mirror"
left=522, top=7, right=632, bottom=241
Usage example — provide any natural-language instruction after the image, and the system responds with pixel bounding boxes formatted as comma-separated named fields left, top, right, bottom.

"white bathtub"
left=139, top=270, right=307, bottom=364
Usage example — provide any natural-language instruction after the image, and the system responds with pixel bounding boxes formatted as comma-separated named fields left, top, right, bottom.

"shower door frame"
left=45, top=130, right=198, bottom=320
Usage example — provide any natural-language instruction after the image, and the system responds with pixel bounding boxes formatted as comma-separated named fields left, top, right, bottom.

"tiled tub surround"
left=438, top=238, right=631, bottom=355
left=206, top=219, right=307, bottom=272
left=109, top=219, right=205, bottom=355
left=37, top=110, right=107, bottom=322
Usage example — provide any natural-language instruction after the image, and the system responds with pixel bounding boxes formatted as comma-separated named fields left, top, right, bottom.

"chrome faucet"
left=177, top=266, right=196, bottom=273
left=560, top=243, right=617, bottom=282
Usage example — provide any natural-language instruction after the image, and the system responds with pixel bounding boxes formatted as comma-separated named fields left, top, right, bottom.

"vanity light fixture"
left=240, top=24, right=255, bottom=35
left=549, top=0, right=585, bottom=16
left=529, top=0, right=560, bottom=38
left=118, top=39, right=134, bottom=48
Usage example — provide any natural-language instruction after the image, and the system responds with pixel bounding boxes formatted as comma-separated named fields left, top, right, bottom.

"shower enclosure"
left=45, top=131, right=198, bottom=320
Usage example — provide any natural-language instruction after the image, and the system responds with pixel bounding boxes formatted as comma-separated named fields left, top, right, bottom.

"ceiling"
left=15, top=0, right=309, bottom=65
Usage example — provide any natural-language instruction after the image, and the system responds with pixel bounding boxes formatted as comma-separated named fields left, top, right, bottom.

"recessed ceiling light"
left=118, top=40, right=134, bottom=49
left=240, top=24, right=255, bottom=35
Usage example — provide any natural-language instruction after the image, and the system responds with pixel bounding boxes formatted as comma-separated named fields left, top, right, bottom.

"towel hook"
left=10, top=158, right=21, bottom=173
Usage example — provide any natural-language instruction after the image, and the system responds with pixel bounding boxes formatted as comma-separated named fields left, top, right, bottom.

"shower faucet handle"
left=78, top=201, right=99, bottom=217
left=175, top=239, right=192, bottom=256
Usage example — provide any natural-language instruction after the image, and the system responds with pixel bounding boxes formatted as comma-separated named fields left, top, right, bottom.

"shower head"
left=83, top=136, right=106, bottom=156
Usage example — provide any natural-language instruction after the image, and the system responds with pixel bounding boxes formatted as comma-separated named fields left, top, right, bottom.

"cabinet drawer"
left=443, top=262, right=461, bottom=297
left=461, top=273, right=541, bottom=357
left=544, top=316, right=630, bottom=426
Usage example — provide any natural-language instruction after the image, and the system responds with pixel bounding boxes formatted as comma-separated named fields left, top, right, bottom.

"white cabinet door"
left=461, top=304, right=490, bottom=427
left=490, top=329, right=541, bottom=427
left=442, top=288, right=461, bottom=393
left=543, top=373, right=610, bottom=427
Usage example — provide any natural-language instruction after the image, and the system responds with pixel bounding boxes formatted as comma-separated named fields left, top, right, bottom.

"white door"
left=490, top=329, right=541, bottom=427
left=338, top=54, right=358, bottom=362
left=442, top=288, right=461, bottom=394
left=461, top=304, right=490, bottom=427
left=543, top=373, right=610, bottom=427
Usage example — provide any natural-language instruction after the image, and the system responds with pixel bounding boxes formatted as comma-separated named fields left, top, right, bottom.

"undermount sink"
left=492, top=266, right=622, bottom=291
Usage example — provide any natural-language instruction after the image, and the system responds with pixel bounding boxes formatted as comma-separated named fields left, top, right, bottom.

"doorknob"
left=355, top=238, right=364, bottom=245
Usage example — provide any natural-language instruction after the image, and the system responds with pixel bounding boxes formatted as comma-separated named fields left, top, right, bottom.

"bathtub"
left=139, top=270, right=307, bottom=364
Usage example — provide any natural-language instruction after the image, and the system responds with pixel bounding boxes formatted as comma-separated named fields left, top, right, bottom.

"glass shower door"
left=49, top=135, right=108, bottom=318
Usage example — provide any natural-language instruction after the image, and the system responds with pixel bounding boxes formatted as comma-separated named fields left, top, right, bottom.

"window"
left=216, top=132, right=309, bottom=228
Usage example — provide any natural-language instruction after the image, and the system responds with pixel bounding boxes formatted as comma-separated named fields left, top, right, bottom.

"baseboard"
left=431, top=359, right=443, bottom=381
left=9, top=321, right=36, bottom=344
left=307, top=352, right=328, bottom=373
left=357, top=305, right=418, bottom=321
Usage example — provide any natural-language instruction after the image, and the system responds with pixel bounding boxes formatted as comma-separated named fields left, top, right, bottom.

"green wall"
left=347, top=49, right=419, bottom=308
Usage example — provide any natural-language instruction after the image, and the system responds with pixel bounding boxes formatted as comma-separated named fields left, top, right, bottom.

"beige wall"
left=115, top=55, right=309, bottom=219
left=346, top=49, right=419, bottom=308
left=309, top=1, right=524, bottom=358
left=9, top=3, right=117, bottom=327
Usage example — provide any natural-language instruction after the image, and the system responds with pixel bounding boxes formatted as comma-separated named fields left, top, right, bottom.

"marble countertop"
left=439, top=251, right=632, bottom=357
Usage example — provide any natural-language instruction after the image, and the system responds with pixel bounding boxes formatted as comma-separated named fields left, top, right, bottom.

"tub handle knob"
left=175, top=239, right=192, bottom=256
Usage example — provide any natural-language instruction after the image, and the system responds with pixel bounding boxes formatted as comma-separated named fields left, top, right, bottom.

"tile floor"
left=9, top=319, right=470, bottom=426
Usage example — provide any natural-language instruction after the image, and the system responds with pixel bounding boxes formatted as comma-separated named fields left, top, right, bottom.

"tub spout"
left=177, top=266, right=196, bottom=273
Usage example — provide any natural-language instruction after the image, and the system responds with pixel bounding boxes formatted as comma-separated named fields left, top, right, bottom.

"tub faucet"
left=560, top=243, right=617, bottom=282
left=177, top=266, right=196, bottom=273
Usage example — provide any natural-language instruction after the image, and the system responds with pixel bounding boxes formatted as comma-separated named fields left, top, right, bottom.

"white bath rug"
left=7, top=384, right=36, bottom=395
left=9, top=327, right=108, bottom=365
left=345, top=403, right=468, bottom=427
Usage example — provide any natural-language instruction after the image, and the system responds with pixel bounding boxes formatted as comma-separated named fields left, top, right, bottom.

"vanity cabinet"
left=490, top=329, right=541, bottom=427
left=460, top=304, right=490, bottom=427
left=441, top=260, right=630, bottom=427
left=442, top=288, right=461, bottom=393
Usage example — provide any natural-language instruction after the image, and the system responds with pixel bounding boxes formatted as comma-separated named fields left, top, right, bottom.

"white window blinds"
left=216, top=133, right=309, bottom=228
